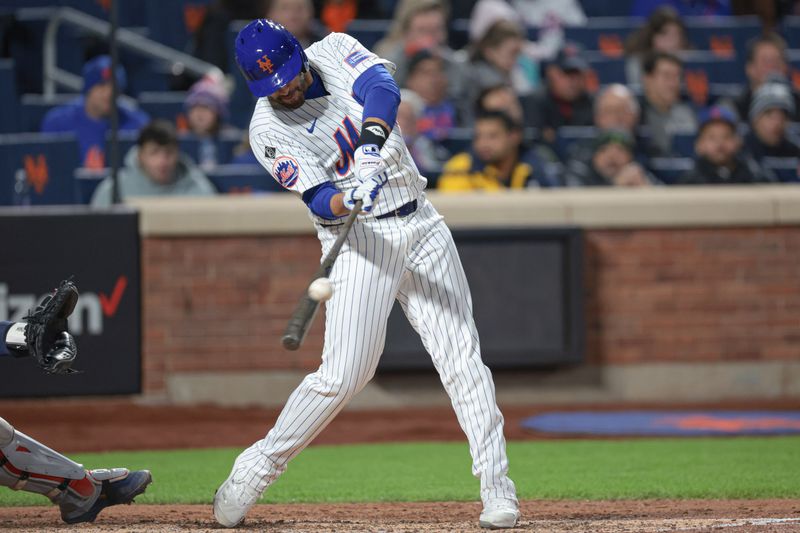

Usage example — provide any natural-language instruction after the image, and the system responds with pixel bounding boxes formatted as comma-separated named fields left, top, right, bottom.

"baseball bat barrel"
left=281, top=200, right=362, bottom=351
left=281, top=295, right=320, bottom=350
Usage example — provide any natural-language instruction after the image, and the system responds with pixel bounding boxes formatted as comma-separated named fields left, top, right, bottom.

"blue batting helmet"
left=234, top=19, right=308, bottom=98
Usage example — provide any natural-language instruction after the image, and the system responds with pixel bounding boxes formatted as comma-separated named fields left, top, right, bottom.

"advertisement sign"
left=0, top=208, right=140, bottom=397
left=380, top=228, right=584, bottom=370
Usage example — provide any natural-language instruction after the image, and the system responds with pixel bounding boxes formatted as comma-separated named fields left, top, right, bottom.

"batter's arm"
left=329, top=192, right=348, bottom=217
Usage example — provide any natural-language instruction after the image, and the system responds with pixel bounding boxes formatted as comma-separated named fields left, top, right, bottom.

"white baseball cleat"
left=479, top=502, right=521, bottom=529
left=213, top=471, right=262, bottom=528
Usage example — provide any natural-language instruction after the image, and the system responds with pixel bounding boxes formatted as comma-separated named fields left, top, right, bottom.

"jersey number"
left=334, top=117, right=360, bottom=176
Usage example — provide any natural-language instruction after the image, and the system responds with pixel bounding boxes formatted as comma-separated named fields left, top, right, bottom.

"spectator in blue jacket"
left=41, top=55, right=149, bottom=168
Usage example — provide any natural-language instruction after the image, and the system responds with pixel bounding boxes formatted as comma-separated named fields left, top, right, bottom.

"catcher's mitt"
left=24, top=280, right=80, bottom=374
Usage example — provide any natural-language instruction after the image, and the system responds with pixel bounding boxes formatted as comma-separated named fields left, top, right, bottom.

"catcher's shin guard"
left=0, top=418, right=151, bottom=523
left=60, top=468, right=152, bottom=524
left=0, top=416, right=99, bottom=506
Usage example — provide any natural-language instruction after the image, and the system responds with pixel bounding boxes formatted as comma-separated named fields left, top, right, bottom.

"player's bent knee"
left=0, top=417, right=14, bottom=446
left=309, top=372, right=361, bottom=401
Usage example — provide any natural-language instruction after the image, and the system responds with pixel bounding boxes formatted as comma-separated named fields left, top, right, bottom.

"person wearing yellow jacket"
left=437, top=111, right=559, bottom=191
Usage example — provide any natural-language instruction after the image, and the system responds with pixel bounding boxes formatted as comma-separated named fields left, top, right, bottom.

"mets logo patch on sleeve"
left=344, top=50, right=370, bottom=68
left=273, top=156, right=300, bottom=188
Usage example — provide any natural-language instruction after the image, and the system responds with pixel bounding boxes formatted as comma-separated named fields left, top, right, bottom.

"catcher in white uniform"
left=214, top=19, right=519, bottom=529
left=0, top=280, right=151, bottom=524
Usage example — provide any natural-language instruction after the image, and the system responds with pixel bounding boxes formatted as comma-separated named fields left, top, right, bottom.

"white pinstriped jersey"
left=215, top=29, right=518, bottom=529
left=248, top=33, right=427, bottom=220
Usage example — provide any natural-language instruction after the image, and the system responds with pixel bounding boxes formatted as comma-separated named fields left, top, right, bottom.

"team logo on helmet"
left=257, top=55, right=275, bottom=74
left=273, top=156, right=300, bottom=188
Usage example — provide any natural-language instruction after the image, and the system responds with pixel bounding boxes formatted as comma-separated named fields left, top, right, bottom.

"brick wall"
left=584, top=227, right=800, bottom=365
left=142, top=236, right=327, bottom=394
left=141, top=226, right=800, bottom=395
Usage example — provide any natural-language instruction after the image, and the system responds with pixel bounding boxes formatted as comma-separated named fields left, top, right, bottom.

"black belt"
left=375, top=200, right=417, bottom=220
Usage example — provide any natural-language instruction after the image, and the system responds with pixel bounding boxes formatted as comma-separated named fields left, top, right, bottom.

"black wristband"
left=356, top=121, right=390, bottom=150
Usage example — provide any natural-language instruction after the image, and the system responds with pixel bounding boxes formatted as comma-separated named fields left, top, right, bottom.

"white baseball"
left=308, top=277, right=333, bottom=301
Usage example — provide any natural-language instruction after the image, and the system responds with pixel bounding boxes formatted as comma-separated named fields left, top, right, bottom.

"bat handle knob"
left=281, top=335, right=300, bottom=351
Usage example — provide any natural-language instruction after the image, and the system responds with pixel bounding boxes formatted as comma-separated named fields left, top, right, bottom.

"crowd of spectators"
left=6, top=0, right=800, bottom=205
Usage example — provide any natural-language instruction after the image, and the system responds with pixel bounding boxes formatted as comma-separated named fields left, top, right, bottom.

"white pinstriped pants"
left=232, top=197, right=518, bottom=507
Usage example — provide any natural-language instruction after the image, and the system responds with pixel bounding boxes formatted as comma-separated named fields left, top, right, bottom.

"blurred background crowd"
left=1, top=0, right=800, bottom=205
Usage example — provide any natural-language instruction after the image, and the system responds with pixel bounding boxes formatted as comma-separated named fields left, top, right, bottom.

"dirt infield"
left=2, top=398, right=799, bottom=453
left=2, top=399, right=800, bottom=532
left=2, top=500, right=800, bottom=532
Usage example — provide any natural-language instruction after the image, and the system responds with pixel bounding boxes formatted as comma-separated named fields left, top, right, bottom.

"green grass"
left=1, top=437, right=799, bottom=506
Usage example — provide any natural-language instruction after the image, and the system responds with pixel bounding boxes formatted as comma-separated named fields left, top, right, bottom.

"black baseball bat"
left=281, top=200, right=362, bottom=351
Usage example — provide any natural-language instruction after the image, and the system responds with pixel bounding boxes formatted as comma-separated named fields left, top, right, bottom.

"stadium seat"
left=206, top=164, right=285, bottom=194
left=440, top=128, right=472, bottom=156
left=101, top=130, right=139, bottom=167
left=228, top=21, right=258, bottom=129
left=19, top=93, right=79, bottom=133
left=0, top=133, right=81, bottom=205
left=103, top=130, right=241, bottom=168
left=787, top=50, right=800, bottom=93
left=762, top=157, right=799, bottom=183
left=345, top=19, right=391, bottom=51
left=581, top=0, right=634, bottom=18
left=708, top=83, right=744, bottom=103
left=3, top=0, right=145, bottom=26
left=449, top=19, right=470, bottom=51
left=73, top=167, right=108, bottom=204
left=165, top=132, right=243, bottom=167
left=561, top=18, right=641, bottom=58
left=679, top=52, right=744, bottom=106
left=783, top=17, right=800, bottom=53
left=585, top=54, right=627, bottom=85
left=215, top=130, right=246, bottom=165
left=555, top=126, right=596, bottom=159
left=683, top=16, right=761, bottom=59
left=681, top=52, right=745, bottom=85
left=649, top=157, right=693, bottom=185
left=0, top=59, right=19, bottom=133
left=138, top=91, right=188, bottom=124
left=144, top=0, right=212, bottom=49
left=120, top=52, right=172, bottom=96
left=671, top=133, right=696, bottom=158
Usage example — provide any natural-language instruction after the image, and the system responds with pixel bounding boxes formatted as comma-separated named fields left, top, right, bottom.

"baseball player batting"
left=213, top=20, right=519, bottom=529
left=0, top=280, right=152, bottom=524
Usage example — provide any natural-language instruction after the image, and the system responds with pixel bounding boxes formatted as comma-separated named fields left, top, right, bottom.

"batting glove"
left=343, top=172, right=388, bottom=214
left=353, top=144, right=386, bottom=182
